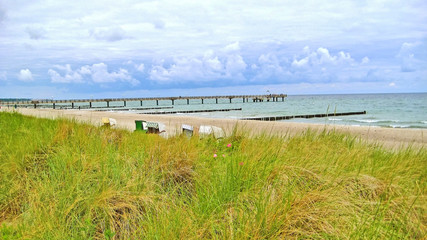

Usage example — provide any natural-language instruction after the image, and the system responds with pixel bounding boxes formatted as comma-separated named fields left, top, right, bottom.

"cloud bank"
left=48, top=63, right=139, bottom=86
left=0, top=0, right=425, bottom=97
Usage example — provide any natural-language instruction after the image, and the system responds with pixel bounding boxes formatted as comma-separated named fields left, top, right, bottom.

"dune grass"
left=0, top=111, right=426, bottom=239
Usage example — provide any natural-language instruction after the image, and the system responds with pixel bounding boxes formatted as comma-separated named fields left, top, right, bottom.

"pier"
left=0, top=94, right=287, bottom=109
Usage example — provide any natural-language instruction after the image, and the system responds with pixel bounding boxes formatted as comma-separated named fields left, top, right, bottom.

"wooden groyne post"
left=241, top=111, right=367, bottom=121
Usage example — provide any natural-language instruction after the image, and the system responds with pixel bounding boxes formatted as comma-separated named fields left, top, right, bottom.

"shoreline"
left=2, top=107, right=426, bottom=150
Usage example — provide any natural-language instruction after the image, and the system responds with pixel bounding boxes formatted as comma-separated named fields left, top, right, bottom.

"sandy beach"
left=2, top=107, right=426, bottom=149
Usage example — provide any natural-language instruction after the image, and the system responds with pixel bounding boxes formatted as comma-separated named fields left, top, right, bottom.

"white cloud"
left=89, top=26, right=128, bottom=42
left=149, top=49, right=247, bottom=83
left=48, top=69, right=83, bottom=83
left=89, top=63, right=139, bottom=85
left=25, top=26, right=46, bottom=40
left=124, top=61, right=145, bottom=72
left=252, top=53, right=289, bottom=81
left=397, top=42, right=419, bottom=58
left=150, top=65, right=171, bottom=82
left=18, top=69, right=33, bottom=81
left=225, top=54, right=247, bottom=76
left=204, top=56, right=222, bottom=72
left=149, top=57, right=206, bottom=82
left=397, top=41, right=426, bottom=72
left=316, top=48, right=336, bottom=64
left=53, top=64, right=73, bottom=72
left=48, top=64, right=84, bottom=83
left=291, top=57, right=309, bottom=68
left=48, top=63, right=139, bottom=85
left=79, top=66, right=92, bottom=75
left=361, top=57, right=370, bottom=64
left=292, top=47, right=355, bottom=69
left=224, top=42, right=240, bottom=53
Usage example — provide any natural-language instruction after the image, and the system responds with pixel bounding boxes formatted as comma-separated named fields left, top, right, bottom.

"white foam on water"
left=355, top=119, right=380, bottom=123
left=389, top=124, right=410, bottom=128
left=328, top=118, right=342, bottom=121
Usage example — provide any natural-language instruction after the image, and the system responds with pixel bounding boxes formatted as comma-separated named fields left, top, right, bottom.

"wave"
left=353, top=119, right=402, bottom=124
left=337, top=119, right=427, bottom=129
left=388, top=124, right=410, bottom=128
left=328, top=118, right=342, bottom=121
left=354, top=119, right=381, bottom=123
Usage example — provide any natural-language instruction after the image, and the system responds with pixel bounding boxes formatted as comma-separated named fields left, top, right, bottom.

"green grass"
left=0, top=111, right=426, bottom=239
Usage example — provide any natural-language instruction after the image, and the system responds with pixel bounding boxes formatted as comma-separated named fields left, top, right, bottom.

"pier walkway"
left=0, top=94, right=287, bottom=109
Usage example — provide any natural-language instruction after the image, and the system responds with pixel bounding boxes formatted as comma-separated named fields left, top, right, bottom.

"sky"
left=0, top=0, right=426, bottom=99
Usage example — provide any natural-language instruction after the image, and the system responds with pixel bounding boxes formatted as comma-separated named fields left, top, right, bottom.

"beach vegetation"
left=0, top=111, right=425, bottom=239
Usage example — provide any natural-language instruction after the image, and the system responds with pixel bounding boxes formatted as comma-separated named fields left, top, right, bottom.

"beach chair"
left=146, top=122, right=166, bottom=134
left=102, top=117, right=117, bottom=127
left=199, top=125, right=224, bottom=139
left=182, top=124, right=194, bottom=137
left=135, top=120, right=148, bottom=132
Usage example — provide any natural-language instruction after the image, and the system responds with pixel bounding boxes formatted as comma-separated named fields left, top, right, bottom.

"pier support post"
left=202, top=99, right=204, bottom=104
left=243, top=98, right=245, bottom=103
left=34, top=103, right=37, bottom=109
left=172, top=99, right=174, bottom=105
left=124, top=101, right=126, bottom=107
left=107, top=101, right=110, bottom=108
left=156, top=100, right=159, bottom=106
left=187, top=99, right=189, bottom=105
left=90, top=102, right=92, bottom=108
left=72, top=102, right=74, bottom=108
left=229, top=98, right=232, bottom=103
left=282, top=97, right=284, bottom=101
left=216, top=98, right=218, bottom=104
left=140, top=101, right=143, bottom=106
left=53, top=103, right=55, bottom=109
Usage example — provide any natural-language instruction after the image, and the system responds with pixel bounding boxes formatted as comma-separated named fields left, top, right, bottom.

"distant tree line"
left=0, top=98, right=31, bottom=102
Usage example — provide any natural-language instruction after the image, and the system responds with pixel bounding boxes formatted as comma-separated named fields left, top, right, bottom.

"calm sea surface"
left=50, top=93, right=427, bottom=129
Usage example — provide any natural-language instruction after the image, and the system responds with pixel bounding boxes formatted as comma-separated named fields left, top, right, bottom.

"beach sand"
left=2, top=107, right=426, bottom=150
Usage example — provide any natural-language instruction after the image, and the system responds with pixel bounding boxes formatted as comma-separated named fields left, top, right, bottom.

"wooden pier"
left=0, top=94, right=287, bottom=109
left=241, top=111, right=367, bottom=121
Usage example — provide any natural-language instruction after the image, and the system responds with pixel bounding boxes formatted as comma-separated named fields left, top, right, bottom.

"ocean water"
left=47, top=93, right=427, bottom=129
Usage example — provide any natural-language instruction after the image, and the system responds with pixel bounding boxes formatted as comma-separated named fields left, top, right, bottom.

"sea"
left=9, top=93, right=427, bottom=129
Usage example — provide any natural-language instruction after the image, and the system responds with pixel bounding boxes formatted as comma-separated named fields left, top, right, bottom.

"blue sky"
left=0, top=0, right=426, bottom=99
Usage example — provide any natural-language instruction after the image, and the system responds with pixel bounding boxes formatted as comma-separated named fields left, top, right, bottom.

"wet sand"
left=2, top=107, right=426, bottom=149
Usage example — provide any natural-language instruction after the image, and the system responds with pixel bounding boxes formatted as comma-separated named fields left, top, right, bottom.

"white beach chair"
left=199, top=125, right=224, bottom=139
